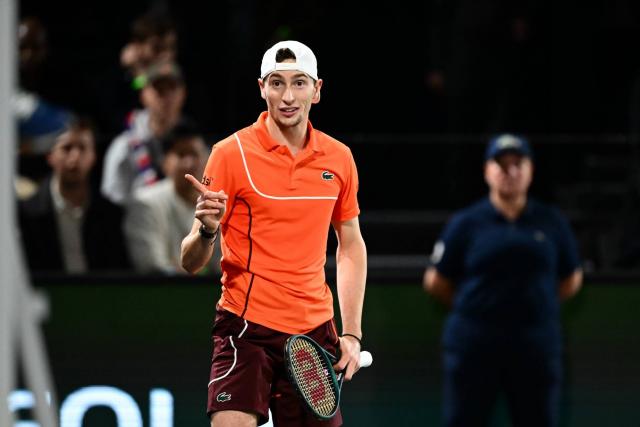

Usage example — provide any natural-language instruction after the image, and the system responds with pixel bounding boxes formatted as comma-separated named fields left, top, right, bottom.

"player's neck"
left=490, top=192, right=527, bottom=221
left=266, top=116, right=309, bottom=156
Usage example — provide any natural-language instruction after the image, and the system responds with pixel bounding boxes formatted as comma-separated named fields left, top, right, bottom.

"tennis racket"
left=284, top=334, right=373, bottom=420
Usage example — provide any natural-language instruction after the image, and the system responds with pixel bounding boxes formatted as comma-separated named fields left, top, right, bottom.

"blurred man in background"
left=15, top=16, right=71, bottom=184
left=423, top=134, right=583, bottom=427
left=101, top=61, right=186, bottom=205
left=120, top=11, right=177, bottom=85
left=19, top=117, right=131, bottom=274
left=17, top=15, right=78, bottom=111
left=124, top=119, right=220, bottom=274
left=91, top=10, right=178, bottom=135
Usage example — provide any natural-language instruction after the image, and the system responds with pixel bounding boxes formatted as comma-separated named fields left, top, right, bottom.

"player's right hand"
left=185, top=174, right=228, bottom=231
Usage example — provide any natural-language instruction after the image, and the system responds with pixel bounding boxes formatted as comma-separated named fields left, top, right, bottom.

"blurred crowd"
left=13, top=2, right=640, bottom=276
left=15, top=10, right=220, bottom=276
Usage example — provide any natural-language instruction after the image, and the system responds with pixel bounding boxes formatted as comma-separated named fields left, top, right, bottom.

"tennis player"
left=180, top=40, right=367, bottom=427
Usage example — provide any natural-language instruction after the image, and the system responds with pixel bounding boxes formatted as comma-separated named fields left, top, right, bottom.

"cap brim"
left=489, top=148, right=530, bottom=160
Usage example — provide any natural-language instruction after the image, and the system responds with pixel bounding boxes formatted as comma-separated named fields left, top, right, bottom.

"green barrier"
left=16, top=281, right=640, bottom=426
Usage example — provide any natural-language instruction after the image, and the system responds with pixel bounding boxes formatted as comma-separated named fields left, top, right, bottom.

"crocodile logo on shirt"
left=321, top=171, right=334, bottom=181
left=216, top=392, right=232, bottom=402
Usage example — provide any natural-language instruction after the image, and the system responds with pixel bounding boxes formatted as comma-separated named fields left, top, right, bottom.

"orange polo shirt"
left=201, top=112, right=360, bottom=334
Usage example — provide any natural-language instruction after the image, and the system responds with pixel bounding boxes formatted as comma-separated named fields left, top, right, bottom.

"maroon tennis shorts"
left=207, top=308, right=343, bottom=426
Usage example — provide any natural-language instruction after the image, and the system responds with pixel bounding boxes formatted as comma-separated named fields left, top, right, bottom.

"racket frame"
left=284, top=334, right=342, bottom=420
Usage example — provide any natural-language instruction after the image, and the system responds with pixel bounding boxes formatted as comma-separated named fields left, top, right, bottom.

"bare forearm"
left=423, top=268, right=454, bottom=306
left=336, top=237, right=367, bottom=337
left=181, top=174, right=227, bottom=274
left=559, top=269, right=583, bottom=301
left=180, top=226, right=215, bottom=274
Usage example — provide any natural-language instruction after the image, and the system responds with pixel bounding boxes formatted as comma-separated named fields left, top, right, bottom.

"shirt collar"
left=253, top=111, right=323, bottom=154
left=485, top=196, right=533, bottom=222
left=50, top=176, right=87, bottom=219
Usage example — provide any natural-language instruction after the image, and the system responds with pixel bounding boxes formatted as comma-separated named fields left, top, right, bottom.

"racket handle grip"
left=359, top=351, right=373, bottom=368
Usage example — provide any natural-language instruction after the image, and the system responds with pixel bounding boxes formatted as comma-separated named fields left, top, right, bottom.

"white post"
left=0, top=1, right=18, bottom=424
left=0, top=1, right=58, bottom=425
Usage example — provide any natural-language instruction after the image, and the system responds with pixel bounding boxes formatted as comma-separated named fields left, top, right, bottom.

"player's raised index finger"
left=185, top=174, right=208, bottom=194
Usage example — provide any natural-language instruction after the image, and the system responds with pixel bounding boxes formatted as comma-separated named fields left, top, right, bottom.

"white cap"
left=260, top=40, right=318, bottom=80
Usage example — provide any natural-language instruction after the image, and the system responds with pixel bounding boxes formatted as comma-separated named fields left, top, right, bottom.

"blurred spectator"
left=101, top=61, right=186, bottom=205
left=17, top=15, right=79, bottom=108
left=15, top=16, right=71, bottom=180
left=18, top=16, right=48, bottom=87
left=19, top=116, right=131, bottom=274
left=121, top=11, right=177, bottom=82
left=15, top=89, right=70, bottom=156
left=16, top=14, right=95, bottom=114
left=124, top=119, right=220, bottom=274
left=92, top=10, right=178, bottom=135
left=423, top=134, right=583, bottom=427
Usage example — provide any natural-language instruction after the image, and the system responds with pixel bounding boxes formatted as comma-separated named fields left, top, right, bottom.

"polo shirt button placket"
left=289, top=163, right=296, bottom=189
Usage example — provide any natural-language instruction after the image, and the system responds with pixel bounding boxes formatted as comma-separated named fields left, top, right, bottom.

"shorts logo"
left=216, top=392, right=232, bottom=402
left=321, top=171, right=334, bottom=181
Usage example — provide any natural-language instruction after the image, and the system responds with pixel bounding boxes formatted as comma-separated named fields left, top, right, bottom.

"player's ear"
left=258, top=78, right=267, bottom=100
left=312, top=79, right=323, bottom=104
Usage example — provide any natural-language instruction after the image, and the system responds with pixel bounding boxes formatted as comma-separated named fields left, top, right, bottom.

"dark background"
left=17, top=0, right=640, bottom=271
left=18, top=0, right=640, bottom=135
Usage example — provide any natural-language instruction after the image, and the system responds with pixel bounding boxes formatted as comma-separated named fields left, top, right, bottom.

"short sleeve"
left=432, top=213, right=468, bottom=281
left=331, top=149, right=360, bottom=222
left=201, top=143, right=235, bottom=223
left=553, top=211, right=581, bottom=279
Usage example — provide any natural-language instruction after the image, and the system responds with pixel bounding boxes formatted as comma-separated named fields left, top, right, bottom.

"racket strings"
left=290, top=339, right=338, bottom=416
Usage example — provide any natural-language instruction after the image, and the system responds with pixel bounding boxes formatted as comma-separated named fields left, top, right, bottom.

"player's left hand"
left=334, top=335, right=361, bottom=381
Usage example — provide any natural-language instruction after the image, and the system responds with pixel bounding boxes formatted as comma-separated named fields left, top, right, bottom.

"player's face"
left=48, top=129, right=96, bottom=186
left=259, top=69, right=322, bottom=129
left=484, top=153, right=533, bottom=199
